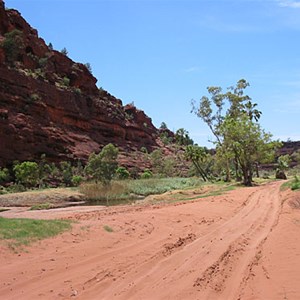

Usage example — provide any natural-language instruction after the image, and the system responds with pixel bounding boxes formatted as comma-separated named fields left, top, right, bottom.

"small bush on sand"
left=103, top=225, right=113, bottom=232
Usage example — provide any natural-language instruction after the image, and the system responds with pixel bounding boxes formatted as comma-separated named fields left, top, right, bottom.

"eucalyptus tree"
left=192, top=79, right=276, bottom=186
left=85, top=143, right=119, bottom=186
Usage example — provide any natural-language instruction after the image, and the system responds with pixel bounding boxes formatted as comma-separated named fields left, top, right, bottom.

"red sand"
left=1, top=181, right=299, bottom=299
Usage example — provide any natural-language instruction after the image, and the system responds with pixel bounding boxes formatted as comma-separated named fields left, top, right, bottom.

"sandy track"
left=0, top=181, right=299, bottom=299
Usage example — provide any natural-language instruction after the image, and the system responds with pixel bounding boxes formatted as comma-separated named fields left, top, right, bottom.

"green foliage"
left=185, top=145, right=212, bottom=181
left=74, top=87, right=82, bottom=95
left=48, top=42, right=53, bottom=51
left=150, top=149, right=163, bottom=173
left=38, top=57, right=48, bottom=68
left=291, top=176, right=300, bottom=191
left=192, top=79, right=276, bottom=186
left=160, top=122, right=168, bottom=130
left=59, top=161, right=73, bottom=186
left=140, top=146, right=148, bottom=154
left=5, top=183, right=26, bottom=193
left=116, top=167, right=130, bottom=180
left=13, top=161, right=39, bottom=188
left=62, top=76, right=70, bottom=87
left=85, top=144, right=119, bottom=185
left=141, top=169, right=153, bottom=179
left=0, top=168, right=10, bottom=184
left=220, top=113, right=273, bottom=186
left=159, top=131, right=173, bottom=145
left=71, top=175, right=83, bottom=186
left=291, top=150, right=300, bottom=164
left=37, top=154, right=52, bottom=188
left=84, top=62, right=92, bottom=74
left=30, top=203, right=53, bottom=210
left=175, top=128, right=194, bottom=146
left=80, top=177, right=203, bottom=205
left=29, top=93, right=40, bottom=102
left=277, top=154, right=291, bottom=171
left=60, top=47, right=68, bottom=56
left=161, top=157, right=176, bottom=177
left=79, top=181, right=130, bottom=204
left=103, top=225, right=114, bottom=232
left=0, top=29, right=24, bottom=65
left=0, top=217, right=71, bottom=249
left=128, top=177, right=202, bottom=196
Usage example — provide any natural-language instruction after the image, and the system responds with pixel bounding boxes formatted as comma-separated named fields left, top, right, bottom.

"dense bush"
left=291, top=176, right=300, bottom=191
left=13, top=161, right=39, bottom=188
left=85, top=143, right=119, bottom=185
left=141, top=169, right=153, bottom=179
left=71, top=175, right=83, bottom=186
left=0, top=29, right=24, bottom=64
left=0, top=168, right=10, bottom=184
left=116, top=167, right=130, bottom=180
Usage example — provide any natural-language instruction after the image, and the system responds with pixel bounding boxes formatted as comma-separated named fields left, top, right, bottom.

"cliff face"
left=0, top=1, right=158, bottom=167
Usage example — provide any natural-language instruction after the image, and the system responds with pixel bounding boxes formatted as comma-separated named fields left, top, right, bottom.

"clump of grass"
left=168, top=184, right=236, bottom=203
left=0, top=217, right=72, bottom=250
left=127, top=177, right=203, bottom=196
left=30, top=202, right=53, bottom=210
left=280, top=180, right=291, bottom=191
left=80, top=181, right=132, bottom=203
left=80, top=178, right=204, bottom=206
left=103, top=225, right=113, bottom=232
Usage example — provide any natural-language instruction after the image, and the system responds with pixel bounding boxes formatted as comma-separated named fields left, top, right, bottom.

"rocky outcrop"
left=0, top=0, right=158, bottom=167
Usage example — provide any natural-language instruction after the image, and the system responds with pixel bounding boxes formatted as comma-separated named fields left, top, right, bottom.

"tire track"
left=91, top=181, right=282, bottom=299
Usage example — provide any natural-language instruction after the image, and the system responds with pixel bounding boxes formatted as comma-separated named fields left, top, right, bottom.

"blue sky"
left=4, top=0, right=300, bottom=146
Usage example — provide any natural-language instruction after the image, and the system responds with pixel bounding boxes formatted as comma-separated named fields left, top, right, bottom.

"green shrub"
left=84, top=62, right=92, bottom=74
left=140, top=146, right=148, bottom=154
left=60, top=47, right=68, bottom=56
left=13, top=161, right=39, bottom=188
left=141, top=169, right=153, bottom=179
left=74, top=87, right=82, bottom=95
left=291, top=176, right=300, bottom=191
left=38, top=57, right=48, bottom=68
left=29, top=93, right=40, bottom=102
left=71, top=175, right=83, bottom=186
left=85, top=144, right=119, bottom=186
left=0, top=29, right=24, bottom=65
left=0, top=168, right=10, bottom=184
left=103, top=225, right=113, bottom=232
left=30, top=203, right=53, bottom=210
left=62, top=76, right=70, bottom=87
left=60, top=161, right=73, bottom=186
left=6, top=183, right=26, bottom=193
left=116, top=167, right=130, bottom=180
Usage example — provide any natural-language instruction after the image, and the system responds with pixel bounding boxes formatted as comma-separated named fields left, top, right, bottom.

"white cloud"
left=278, top=0, right=300, bottom=8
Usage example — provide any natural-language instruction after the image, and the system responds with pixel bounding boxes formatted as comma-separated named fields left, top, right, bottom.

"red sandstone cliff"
left=0, top=0, right=159, bottom=167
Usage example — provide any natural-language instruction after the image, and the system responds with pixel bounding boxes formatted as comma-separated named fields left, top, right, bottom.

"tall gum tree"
left=192, top=79, right=278, bottom=186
